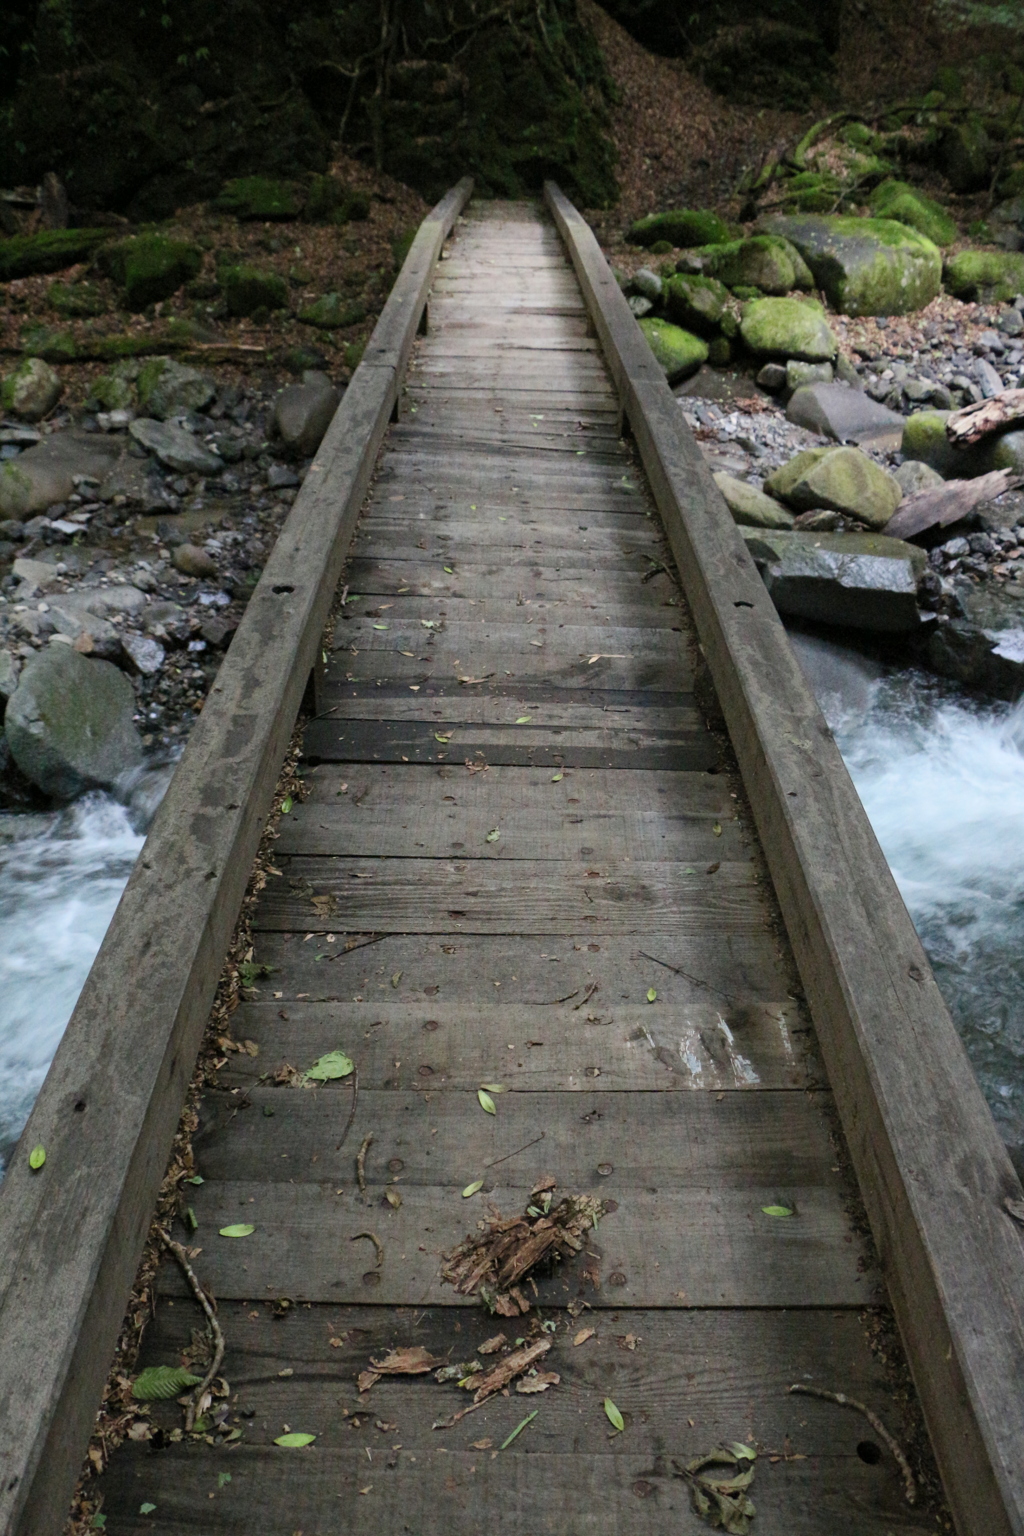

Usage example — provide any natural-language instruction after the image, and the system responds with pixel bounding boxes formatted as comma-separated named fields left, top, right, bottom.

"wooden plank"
left=341, top=559, right=675, bottom=601
left=254, top=856, right=766, bottom=936
left=310, top=691, right=701, bottom=727
left=0, top=178, right=475, bottom=1536
left=221, top=996, right=814, bottom=1093
left=545, top=179, right=1024, bottom=1536
left=101, top=1447, right=924, bottom=1536
left=324, top=652, right=691, bottom=692
left=337, top=595, right=686, bottom=629
left=160, top=1181, right=875, bottom=1308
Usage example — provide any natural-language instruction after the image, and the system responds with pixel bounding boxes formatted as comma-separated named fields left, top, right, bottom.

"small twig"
left=536, top=988, right=579, bottom=1006
left=641, top=563, right=667, bottom=583
left=356, top=1132, right=373, bottom=1194
left=159, top=1234, right=225, bottom=1432
left=351, top=1230, right=384, bottom=1267
left=788, top=1384, right=916, bottom=1505
left=335, top=1067, right=359, bottom=1152
left=306, top=704, right=340, bottom=724
left=343, top=932, right=386, bottom=953
left=483, top=1131, right=546, bottom=1169
left=572, top=982, right=599, bottom=1011
left=432, top=1398, right=486, bottom=1430
left=638, top=950, right=735, bottom=1003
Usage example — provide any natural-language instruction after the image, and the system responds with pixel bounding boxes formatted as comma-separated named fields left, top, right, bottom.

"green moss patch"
left=628, top=210, right=731, bottom=249
left=739, top=297, right=837, bottom=361
left=0, top=228, right=112, bottom=281
left=944, top=249, right=1024, bottom=304
left=702, top=235, right=813, bottom=295
left=299, top=293, right=367, bottom=329
left=637, top=317, right=708, bottom=382
left=220, top=265, right=289, bottom=317
left=663, top=274, right=727, bottom=336
left=760, top=214, right=942, bottom=315
left=869, top=181, right=957, bottom=247
left=216, top=177, right=306, bottom=221
left=100, top=234, right=203, bottom=310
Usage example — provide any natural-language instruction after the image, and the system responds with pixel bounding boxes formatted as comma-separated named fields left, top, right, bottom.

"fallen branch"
left=336, top=1067, right=359, bottom=1151
left=356, top=1132, right=373, bottom=1194
left=787, top=1384, right=916, bottom=1504
left=351, top=1230, right=384, bottom=1267
left=159, top=1234, right=225, bottom=1432
left=947, top=389, right=1024, bottom=445
left=884, top=470, right=1022, bottom=541
left=441, top=1182, right=603, bottom=1313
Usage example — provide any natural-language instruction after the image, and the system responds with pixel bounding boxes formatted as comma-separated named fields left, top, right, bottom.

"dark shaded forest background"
left=0, top=0, right=1021, bottom=218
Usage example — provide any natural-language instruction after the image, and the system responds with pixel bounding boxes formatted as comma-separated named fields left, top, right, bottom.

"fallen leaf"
left=477, top=1089, right=497, bottom=1114
left=444, top=566, right=454, bottom=573
left=219, top=1223, right=256, bottom=1238
left=706, top=861, right=720, bottom=875
left=358, top=1370, right=381, bottom=1393
left=385, top=1188, right=402, bottom=1209
left=139, top=1505, right=156, bottom=1516
left=280, top=795, right=293, bottom=814
left=727, top=1442, right=757, bottom=1462
left=761, top=1205, right=793, bottom=1218
left=617, top=1333, right=640, bottom=1351
left=28, top=1144, right=45, bottom=1170
left=551, top=772, right=563, bottom=782
left=479, top=1082, right=506, bottom=1093
left=435, top=732, right=451, bottom=743
left=485, top=829, right=500, bottom=842
left=517, top=1371, right=560, bottom=1393
left=515, top=715, right=532, bottom=724
left=471, top=1438, right=493, bottom=1450
left=133, top=1366, right=202, bottom=1401
left=274, top=1433, right=316, bottom=1448
left=462, top=1180, right=485, bottom=1197
left=573, top=1327, right=596, bottom=1346
left=713, top=823, right=722, bottom=836
left=369, top=1347, right=442, bottom=1375
left=604, top=1398, right=625, bottom=1432
left=1005, top=1196, right=1024, bottom=1224
left=218, top=1473, right=232, bottom=1487
left=391, top=971, right=402, bottom=988
left=500, top=1410, right=538, bottom=1448
left=646, top=987, right=657, bottom=1003
left=305, top=1050, right=354, bottom=1081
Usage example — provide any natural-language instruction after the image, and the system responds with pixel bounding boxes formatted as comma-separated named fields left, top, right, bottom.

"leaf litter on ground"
left=674, top=1445, right=757, bottom=1534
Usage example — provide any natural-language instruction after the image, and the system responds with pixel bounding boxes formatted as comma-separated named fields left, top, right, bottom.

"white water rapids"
left=0, top=653, right=1022, bottom=1176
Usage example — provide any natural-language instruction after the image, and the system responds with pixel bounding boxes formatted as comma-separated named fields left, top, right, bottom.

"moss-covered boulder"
left=90, top=366, right=137, bottom=413
left=780, top=170, right=846, bottom=213
left=4, top=645, right=143, bottom=800
left=100, top=234, right=203, bottom=310
left=739, top=297, right=837, bottom=362
left=47, top=281, right=107, bottom=319
left=941, top=117, right=992, bottom=194
left=221, top=265, right=289, bottom=318
left=944, top=249, right=1024, bottom=304
left=304, top=176, right=371, bottom=224
left=637, top=317, right=708, bottom=382
left=869, top=181, right=957, bottom=248
left=902, top=408, right=1024, bottom=479
left=216, top=177, right=305, bottom=220
left=663, top=274, right=727, bottom=336
left=759, top=214, right=941, bottom=316
left=702, top=235, right=813, bottom=296
left=0, top=358, right=63, bottom=422
left=0, top=228, right=111, bottom=281
left=298, top=292, right=367, bottom=329
left=713, top=472, right=795, bottom=529
left=136, top=356, right=216, bottom=419
left=19, top=325, right=77, bottom=363
left=766, top=445, right=902, bottom=528
left=628, top=210, right=730, bottom=249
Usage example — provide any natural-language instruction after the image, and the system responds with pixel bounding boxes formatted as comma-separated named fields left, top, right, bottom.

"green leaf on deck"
left=646, top=988, right=657, bottom=1003
left=133, top=1366, right=201, bottom=1401
left=485, top=829, right=500, bottom=842
left=515, top=716, right=531, bottom=724
left=139, top=1505, right=156, bottom=1515
left=462, top=1180, right=484, bottom=1197
left=306, top=1051, right=354, bottom=1081
left=28, top=1145, right=45, bottom=1170
left=604, top=1398, right=625, bottom=1432
left=760, top=1205, right=793, bottom=1218
left=280, top=796, right=293, bottom=814
left=477, top=1089, right=496, bottom=1114
left=274, top=1432, right=316, bottom=1447
left=219, top=1223, right=256, bottom=1238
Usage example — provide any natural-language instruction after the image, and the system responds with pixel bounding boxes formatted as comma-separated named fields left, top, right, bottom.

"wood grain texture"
left=0, top=179, right=474, bottom=1536
left=544, top=179, right=1024, bottom=1536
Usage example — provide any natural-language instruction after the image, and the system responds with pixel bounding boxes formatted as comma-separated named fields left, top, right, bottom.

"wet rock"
left=299, top=292, right=367, bottom=329
left=785, top=382, right=905, bottom=443
left=663, top=274, right=727, bottom=336
left=785, top=361, right=833, bottom=393
left=136, top=357, right=216, bottom=420
left=759, top=214, right=942, bottom=315
left=100, top=234, right=203, bottom=311
left=129, top=418, right=222, bottom=476
left=944, top=250, right=1024, bottom=304
left=702, top=235, right=813, bottom=295
left=47, top=603, right=120, bottom=657
left=713, top=472, right=794, bottom=529
left=628, top=295, right=653, bottom=318
left=926, top=604, right=1024, bottom=699
left=266, top=463, right=300, bottom=490
left=172, top=543, right=218, bottom=578
left=756, top=362, right=788, bottom=393
left=200, top=613, right=239, bottom=649
left=221, top=265, right=289, bottom=318
left=895, top=460, right=945, bottom=496
left=739, top=297, right=837, bottom=362
left=273, top=372, right=340, bottom=456
left=999, top=307, right=1024, bottom=337
left=765, top=445, right=902, bottom=528
left=868, top=181, right=957, bottom=247
left=0, top=430, right=121, bottom=520
left=743, top=528, right=924, bottom=632
left=120, top=633, right=165, bottom=675
left=637, top=318, right=708, bottom=382
left=902, top=408, right=1024, bottom=479
left=0, top=650, right=19, bottom=701
left=628, top=209, right=730, bottom=248
left=4, top=645, right=143, bottom=799
left=630, top=268, right=662, bottom=301
left=1, top=358, right=63, bottom=422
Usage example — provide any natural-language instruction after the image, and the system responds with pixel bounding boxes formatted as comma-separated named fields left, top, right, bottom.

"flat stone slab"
left=742, top=527, right=924, bottom=633
left=786, top=381, right=906, bottom=444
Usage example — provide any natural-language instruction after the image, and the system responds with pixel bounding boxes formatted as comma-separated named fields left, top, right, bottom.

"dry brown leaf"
left=357, top=1370, right=381, bottom=1393
left=368, top=1346, right=442, bottom=1375
left=573, top=1327, right=596, bottom=1346
left=471, top=1438, right=494, bottom=1450
left=617, top=1333, right=641, bottom=1352
left=516, top=1370, right=560, bottom=1394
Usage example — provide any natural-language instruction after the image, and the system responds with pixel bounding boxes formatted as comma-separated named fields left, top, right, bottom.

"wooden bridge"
left=2, top=180, right=1024, bottom=1536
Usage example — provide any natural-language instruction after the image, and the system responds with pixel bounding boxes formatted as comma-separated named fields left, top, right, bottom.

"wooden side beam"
left=544, top=179, right=1024, bottom=1536
left=0, top=177, right=472, bottom=1536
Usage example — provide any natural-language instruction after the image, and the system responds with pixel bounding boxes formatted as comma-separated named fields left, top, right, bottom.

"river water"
left=1, top=658, right=1023, bottom=1177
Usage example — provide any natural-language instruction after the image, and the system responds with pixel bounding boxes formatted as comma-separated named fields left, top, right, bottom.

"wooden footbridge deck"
left=2, top=182, right=1024, bottom=1536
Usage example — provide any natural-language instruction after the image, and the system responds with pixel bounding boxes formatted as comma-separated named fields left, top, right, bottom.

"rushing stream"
left=1, top=656, right=1023, bottom=1178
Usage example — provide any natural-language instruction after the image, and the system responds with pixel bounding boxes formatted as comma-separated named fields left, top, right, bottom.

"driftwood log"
left=884, top=469, right=1022, bottom=540
left=946, top=390, right=1024, bottom=445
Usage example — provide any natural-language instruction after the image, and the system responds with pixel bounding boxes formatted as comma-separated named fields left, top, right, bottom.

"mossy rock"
left=780, top=170, right=846, bottom=214
left=944, top=249, right=1024, bottom=304
left=136, top=356, right=216, bottom=419
left=0, top=357, right=63, bottom=422
left=765, top=445, right=901, bottom=528
left=662, top=274, right=727, bottom=337
left=702, top=235, right=813, bottom=296
left=0, top=228, right=112, bottom=281
left=216, top=177, right=305, bottom=221
left=637, top=317, right=708, bottom=382
left=759, top=214, right=941, bottom=316
left=869, top=181, right=957, bottom=248
left=19, top=324, right=77, bottom=363
left=902, top=408, right=1024, bottom=478
left=47, top=281, right=107, bottom=319
left=628, top=209, right=731, bottom=249
left=739, top=297, right=837, bottom=362
left=221, top=265, right=289, bottom=318
left=941, top=117, right=992, bottom=194
left=90, top=369, right=136, bottom=412
left=707, top=335, right=732, bottom=367
left=304, top=176, right=371, bottom=225
left=299, top=292, right=367, bottom=330
left=100, top=234, right=203, bottom=310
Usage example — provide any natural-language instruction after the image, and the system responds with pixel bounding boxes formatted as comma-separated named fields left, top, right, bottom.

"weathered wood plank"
left=301, top=719, right=719, bottom=771
left=254, top=857, right=765, bottom=936
left=546, top=179, right=1024, bottom=1536
left=338, top=595, right=687, bottom=629
left=308, top=692, right=701, bottom=727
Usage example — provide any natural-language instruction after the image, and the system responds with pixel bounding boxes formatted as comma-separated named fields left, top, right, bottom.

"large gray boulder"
left=926, top=582, right=1024, bottom=698
left=273, top=371, right=340, bottom=457
left=136, top=356, right=216, bottom=420
left=759, top=214, right=942, bottom=316
left=0, top=358, right=63, bottom=422
left=0, top=429, right=121, bottom=520
left=4, top=645, right=143, bottom=798
left=902, top=409, right=1024, bottom=480
left=786, top=382, right=905, bottom=445
left=129, top=417, right=222, bottom=476
left=743, top=528, right=924, bottom=633
left=764, top=445, right=903, bottom=530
